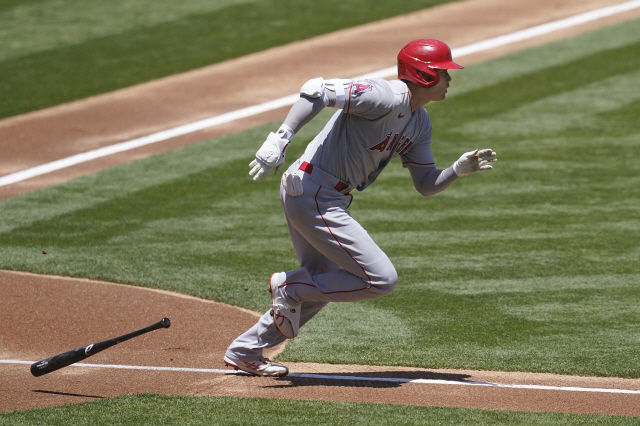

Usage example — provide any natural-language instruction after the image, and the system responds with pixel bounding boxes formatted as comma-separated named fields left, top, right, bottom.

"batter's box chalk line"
left=2, top=359, right=639, bottom=394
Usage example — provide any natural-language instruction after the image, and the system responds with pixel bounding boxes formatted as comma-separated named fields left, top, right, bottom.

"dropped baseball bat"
left=30, top=317, right=171, bottom=377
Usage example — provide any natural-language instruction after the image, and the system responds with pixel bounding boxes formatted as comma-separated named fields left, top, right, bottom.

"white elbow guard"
left=300, top=77, right=351, bottom=109
left=300, top=77, right=325, bottom=99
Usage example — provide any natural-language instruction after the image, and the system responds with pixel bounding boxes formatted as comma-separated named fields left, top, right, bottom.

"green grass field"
left=0, top=0, right=451, bottom=119
left=1, top=3, right=639, bottom=424
left=2, top=17, right=639, bottom=376
left=1, top=394, right=638, bottom=426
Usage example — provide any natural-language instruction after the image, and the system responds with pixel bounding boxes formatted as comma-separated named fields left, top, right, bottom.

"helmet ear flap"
left=398, top=63, right=439, bottom=88
left=420, top=68, right=439, bottom=87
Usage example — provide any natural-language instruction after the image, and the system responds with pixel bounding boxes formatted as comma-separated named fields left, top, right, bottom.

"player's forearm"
left=249, top=95, right=327, bottom=181
left=282, top=96, right=326, bottom=135
left=412, top=166, right=459, bottom=197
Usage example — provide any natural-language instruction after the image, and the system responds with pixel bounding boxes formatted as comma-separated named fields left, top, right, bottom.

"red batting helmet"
left=397, top=39, right=463, bottom=87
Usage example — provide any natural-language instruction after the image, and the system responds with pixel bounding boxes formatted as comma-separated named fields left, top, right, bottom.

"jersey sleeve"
left=400, top=110, right=436, bottom=168
left=344, top=79, right=395, bottom=120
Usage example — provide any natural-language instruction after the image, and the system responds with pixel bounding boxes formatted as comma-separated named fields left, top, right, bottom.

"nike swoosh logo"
left=398, top=113, right=405, bottom=118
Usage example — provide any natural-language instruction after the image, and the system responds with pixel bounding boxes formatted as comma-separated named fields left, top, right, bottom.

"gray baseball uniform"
left=226, top=77, right=460, bottom=361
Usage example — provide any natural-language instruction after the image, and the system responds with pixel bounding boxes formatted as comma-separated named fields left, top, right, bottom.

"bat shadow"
left=33, top=389, right=104, bottom=399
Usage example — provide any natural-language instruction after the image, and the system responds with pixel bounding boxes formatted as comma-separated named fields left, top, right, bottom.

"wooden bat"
left=30, top=317, right=170, bottom=377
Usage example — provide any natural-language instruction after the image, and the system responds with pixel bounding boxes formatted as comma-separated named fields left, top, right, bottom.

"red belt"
left=300, top=161, right=352, bottom=194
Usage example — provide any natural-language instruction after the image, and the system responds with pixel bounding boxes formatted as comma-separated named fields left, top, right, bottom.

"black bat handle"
left=113, top=317, right=171, bottom=343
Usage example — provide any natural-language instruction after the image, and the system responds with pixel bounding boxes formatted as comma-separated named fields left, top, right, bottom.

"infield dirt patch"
left=1, top=0, right=639, bottom=416
left=2, top=271, right=640, bottom=416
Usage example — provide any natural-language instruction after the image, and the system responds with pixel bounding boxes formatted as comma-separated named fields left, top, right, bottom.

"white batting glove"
left=282, top=172, right=303, bottom=197
left=452, top=149, right=497, bottom=177
left=249, top=132, right=289, bottom=181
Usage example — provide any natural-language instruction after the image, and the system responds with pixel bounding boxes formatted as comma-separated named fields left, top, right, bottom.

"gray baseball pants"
left=226, top=161, right=397, bottom=361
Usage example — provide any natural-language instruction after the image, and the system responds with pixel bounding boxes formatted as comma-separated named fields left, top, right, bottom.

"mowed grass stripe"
left=427, top=40, right=640, bottom=135
left=1, top=20, right=639, bottom=376
left=0, top=0, right=450, bottom=119
left=0, top=0, right=253, bottom=61
left=2, top=394, right=638, bottom=426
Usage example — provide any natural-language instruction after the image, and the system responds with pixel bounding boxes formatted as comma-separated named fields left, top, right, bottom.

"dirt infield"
left=2, top=0, right=640, bottom=417
left=2, top=271, right=640, bottom=416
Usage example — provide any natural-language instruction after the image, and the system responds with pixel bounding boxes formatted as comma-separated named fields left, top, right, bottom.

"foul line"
left=2, top=359, right=639, bottom=394
left=1, top=0, right=639, bottom=188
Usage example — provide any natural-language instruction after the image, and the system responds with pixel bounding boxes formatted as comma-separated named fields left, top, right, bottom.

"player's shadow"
left=267, top=370, right=473, bottom=389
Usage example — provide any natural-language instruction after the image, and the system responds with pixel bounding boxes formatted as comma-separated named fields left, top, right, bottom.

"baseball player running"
left=224, top=39, right=496, bottom=376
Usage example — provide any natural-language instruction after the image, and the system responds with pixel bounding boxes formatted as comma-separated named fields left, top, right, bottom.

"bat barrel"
left=30, top=346, right=93, bottom=377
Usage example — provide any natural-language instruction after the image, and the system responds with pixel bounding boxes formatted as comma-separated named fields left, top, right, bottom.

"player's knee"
left=369, top=260, right=397, bottom=295
left=382, top=267, right=398, bottom=293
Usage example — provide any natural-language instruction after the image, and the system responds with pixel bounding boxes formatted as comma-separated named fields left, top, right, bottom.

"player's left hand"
left=282, top=172, right=303, bottom=197
left=452, top=149, right=497, bottom=176
left=249, top=132, right=289, bottom=181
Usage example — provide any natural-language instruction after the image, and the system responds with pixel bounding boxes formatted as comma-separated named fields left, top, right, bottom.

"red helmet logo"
left=397, top=39, right=463, bottom=88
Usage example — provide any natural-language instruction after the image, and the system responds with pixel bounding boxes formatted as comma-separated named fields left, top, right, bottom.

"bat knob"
left=161, top=317, right=171, bottom=328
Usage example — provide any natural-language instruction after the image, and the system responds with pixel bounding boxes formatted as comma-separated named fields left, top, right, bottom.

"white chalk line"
left=2, top=359, right=640, bottom=394
left=1, top=0, right=639, bottom=188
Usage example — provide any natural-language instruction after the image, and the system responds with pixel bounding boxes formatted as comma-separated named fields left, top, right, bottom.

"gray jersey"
left=301, top=78, right=436, bottom=191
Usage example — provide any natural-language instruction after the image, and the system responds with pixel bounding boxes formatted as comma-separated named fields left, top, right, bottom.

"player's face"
left=413, top=69, right=451, bottom=105
left=409, top=69, right=454, bottom=110
left=428, top=69, right=451, bottom=101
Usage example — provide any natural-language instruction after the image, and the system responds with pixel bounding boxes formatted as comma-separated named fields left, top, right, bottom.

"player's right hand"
left=452, top=148, right=497, bottom=176
left=249, top=132, right=289, bottom=181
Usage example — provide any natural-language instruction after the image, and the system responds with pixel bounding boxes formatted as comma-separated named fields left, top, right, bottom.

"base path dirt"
left=1, top=0, right=640, bottom=417
left=1, top=271, right=639, bottom=416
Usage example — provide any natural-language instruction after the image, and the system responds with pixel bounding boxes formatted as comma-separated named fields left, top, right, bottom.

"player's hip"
left=285, top=158, right=354, bottom=195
